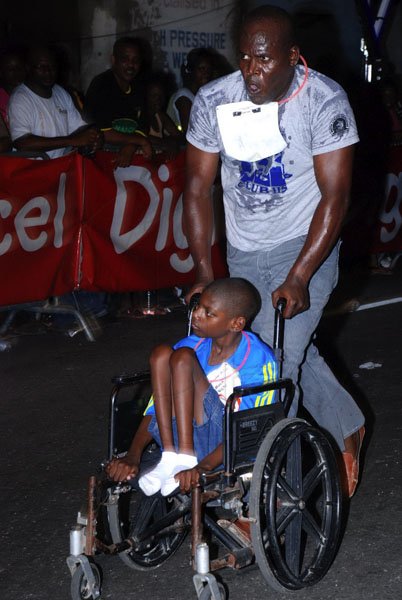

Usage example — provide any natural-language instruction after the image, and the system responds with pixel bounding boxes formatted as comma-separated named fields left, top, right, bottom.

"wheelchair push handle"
left=187, top=292, right=201, bottom=336
left=273, top=298, right=286, bottom=350
left=273, top=298, right=286, bottom=379
left=188, top=292, right=201, bottom=315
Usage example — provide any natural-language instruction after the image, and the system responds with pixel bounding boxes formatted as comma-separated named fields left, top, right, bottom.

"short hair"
left=181, top=47, right=214, bottom=85
left=24, top=45, right=57, bottom=69
left=204, top=278, right=261, bottom=323
left=113, top=37, right=139, bottom=54
left=112, top=36, right=152, bottom=72
left=242, top=5, right=296, bottom=49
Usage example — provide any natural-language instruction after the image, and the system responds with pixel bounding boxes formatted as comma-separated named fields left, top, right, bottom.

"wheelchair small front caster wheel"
left=70, top=562, right=101, bottom=600
left=198, top=582, right=226, bottom=600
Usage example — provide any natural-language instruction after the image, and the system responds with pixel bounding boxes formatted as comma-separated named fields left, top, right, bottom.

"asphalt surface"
left=1, top=260, right=402, bottom=600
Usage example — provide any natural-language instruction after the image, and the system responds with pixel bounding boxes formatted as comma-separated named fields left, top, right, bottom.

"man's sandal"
left=342, top=426, right=365, bottom=498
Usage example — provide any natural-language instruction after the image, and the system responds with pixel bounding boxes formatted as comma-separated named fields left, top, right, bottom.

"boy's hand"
left=105, top=456, right=140, bottom=482
left=175, top=466, right=203, bottom=493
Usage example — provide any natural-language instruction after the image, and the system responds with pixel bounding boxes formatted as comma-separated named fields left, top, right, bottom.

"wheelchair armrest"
left=229, top=378, right=295, bottom=416
left=111, top=370, right=150, bottom=386
left=223, top=381, right=295, bottom=477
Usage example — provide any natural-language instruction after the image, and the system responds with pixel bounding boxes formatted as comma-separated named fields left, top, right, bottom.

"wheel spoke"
left=286, top=435, right=302, bottom=495
left=277, top=473, right=298, bottom=500
left=284, top=511, right=303, bottom=575
left=276, top=505, right=299, bottom=535
left=132, top=495, right=159, bottom=535
left=302, top=509, right=326, bottom=545
left=302, top=462, right=326, bottom=500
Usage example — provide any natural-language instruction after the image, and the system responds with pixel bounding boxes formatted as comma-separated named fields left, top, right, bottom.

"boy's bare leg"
left=139, top=345, right=210, bottom=496
left=170, top=346, right=210, bottom=455
left=150, top=344, right=175, bottom=450
left=159, top=347, right=210, bottom=496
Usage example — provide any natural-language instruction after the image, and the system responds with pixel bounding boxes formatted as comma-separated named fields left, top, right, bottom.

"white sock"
left=160, top=453, right=198, bottom=496
left=138, top=451, right=178, bottom=496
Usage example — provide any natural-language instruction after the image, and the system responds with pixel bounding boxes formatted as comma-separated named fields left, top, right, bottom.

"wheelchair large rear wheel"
left=249, top=418, right=342, bottom=591
left=107, top=488, right=188, bottom=570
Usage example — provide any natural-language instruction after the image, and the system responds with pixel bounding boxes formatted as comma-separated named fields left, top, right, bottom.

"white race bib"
left=216, top=100, right=287, bottom=161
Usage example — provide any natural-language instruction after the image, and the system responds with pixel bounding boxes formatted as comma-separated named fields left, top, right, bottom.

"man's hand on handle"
left=272, top=273, right=310, bottom=319
left=184, top=279, right=213, bottom=305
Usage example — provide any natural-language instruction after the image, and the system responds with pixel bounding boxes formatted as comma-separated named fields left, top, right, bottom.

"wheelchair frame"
left=67, top=301, right=343, bottom=600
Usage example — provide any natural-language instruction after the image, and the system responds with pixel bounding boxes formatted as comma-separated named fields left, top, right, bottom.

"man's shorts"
left=148, top=384, right=224, bottom=462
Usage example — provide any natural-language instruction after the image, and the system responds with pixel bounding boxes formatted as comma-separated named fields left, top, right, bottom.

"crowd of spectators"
left=0, top=34, right=400, bottom=324
left=0, top=37, right=236, bottom=163
left=0, top=38, right=234, bottom=323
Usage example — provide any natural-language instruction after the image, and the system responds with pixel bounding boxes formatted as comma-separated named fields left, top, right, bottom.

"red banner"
left=375, top=145, right=402, bottom=253
left=80, top=151, right=227, bottom=292
left=1, top=146, right=401, bottom=306
left=342, top=144, right=402, bottom=257
left=0, top=151, right=227, bottom=305
left=0, top=153, right=83, bottom=305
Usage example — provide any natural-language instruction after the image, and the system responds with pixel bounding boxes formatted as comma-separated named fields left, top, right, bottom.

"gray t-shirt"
left=187, top=66, right=359, bottom=251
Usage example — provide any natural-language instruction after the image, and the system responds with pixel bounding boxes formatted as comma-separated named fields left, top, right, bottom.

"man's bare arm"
left=272, top=144, right=355, bottom=318
left=13, top=125, right=102, bottom=154
left=183, top=143, right=220, bottom=300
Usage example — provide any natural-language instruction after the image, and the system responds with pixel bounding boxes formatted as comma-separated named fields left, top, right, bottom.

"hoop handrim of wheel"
left=249, top=418, right=342, bottom=591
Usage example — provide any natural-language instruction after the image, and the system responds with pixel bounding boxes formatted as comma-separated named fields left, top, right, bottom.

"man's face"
left=0, top=55, right=25, bottom=90
left=239, top=18, right=299, bottom=105
left=28, top=51, right=57, bottom=90
left=112, top=44, right=142, bottom=83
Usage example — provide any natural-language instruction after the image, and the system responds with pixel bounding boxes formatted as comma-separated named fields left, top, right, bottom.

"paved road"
left=1, top=265, right=402, bottom=600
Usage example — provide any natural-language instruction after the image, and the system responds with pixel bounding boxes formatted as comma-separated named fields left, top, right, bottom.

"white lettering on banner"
left=169, top=192, right=218, bottom=273
left=110, top=163, right=197, bottom=273
left=54, top=173, right=66, bottom=248
left=0, top=172, right=67, bottom=255
left=0, top=200, right=12, bottom=255
left=155, top=164, right=172, bottom=251
left=15, top=197, right=50, bottom=252
left=111, top=166, right=160, bottom=254
left=380, top=171, right=402, bottom=243
left=110, top=165, right=198, bottom=273
left=170, top=194, right=194, bottom=273
left=155, top=187, right=173, bottom=251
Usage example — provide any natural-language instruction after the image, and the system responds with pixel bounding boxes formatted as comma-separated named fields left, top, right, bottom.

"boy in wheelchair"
left=68, top=278, right=344, bottom=599
left=106, top=277, right=277, bottom=497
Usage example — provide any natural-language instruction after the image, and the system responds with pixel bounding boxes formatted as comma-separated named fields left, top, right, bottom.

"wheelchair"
left=66, top=298, right=343, bottom=600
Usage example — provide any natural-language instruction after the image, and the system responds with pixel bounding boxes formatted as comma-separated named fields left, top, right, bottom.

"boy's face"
left=191, top=290, right=240, bottom=339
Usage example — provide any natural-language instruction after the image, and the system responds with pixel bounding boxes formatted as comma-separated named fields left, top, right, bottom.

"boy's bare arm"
left=175, top=443, right=223, bottom=493
left=106, top=415, right=153, bottom=482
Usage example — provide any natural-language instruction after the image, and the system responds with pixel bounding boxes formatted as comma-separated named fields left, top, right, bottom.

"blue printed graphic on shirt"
left=144, top=331, right=277, bottom=416
left=237, top=152, right=293, bottom=201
